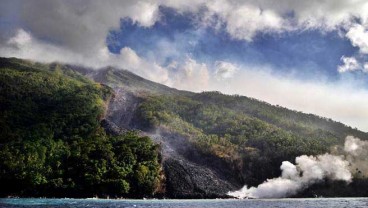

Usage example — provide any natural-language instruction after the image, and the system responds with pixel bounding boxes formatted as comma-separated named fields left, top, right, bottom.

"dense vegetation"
left=0, top=58, right=160, bottom=198
left=1, top=57, right=368, bottom=198
left=135, top=92, right=368, bottom=186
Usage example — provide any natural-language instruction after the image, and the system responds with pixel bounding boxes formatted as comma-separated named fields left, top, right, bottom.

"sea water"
left=0, top=198, right=367, bottom=208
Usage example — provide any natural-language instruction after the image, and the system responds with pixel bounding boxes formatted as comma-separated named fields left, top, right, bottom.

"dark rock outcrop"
left=163, top=158, right=235, bottom=198
left=147, top=129, right=241, bottom=198
left=100, top=119, right=126, bottom=136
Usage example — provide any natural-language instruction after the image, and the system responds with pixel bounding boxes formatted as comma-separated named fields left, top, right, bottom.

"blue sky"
left=107, top=6, right=362, bottom=84
left=1, top=0, right=368, bottom=130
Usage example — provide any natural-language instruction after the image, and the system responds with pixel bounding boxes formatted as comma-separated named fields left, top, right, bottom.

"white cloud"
left=364, top=63, right=368, bottom=72
left=115, top=47, right=170, bottom=84
left=128, top=1, right=159, bottom=27
left=119, top=47, right=141, bottom=69
left=2, top=0, right=160, bottom=55
left=167, top=0, right=368, bottom=41
left=284, top=0, right=366, bottom=30
left=2, top=0, right=368, bottom=49
left=1, top=29, right=169, bottom=84
left=214, top=61, right=238, bottom=79
left=171, top=57, right=210, bottom=92
left=1, top=1, right=368, bottom=61
left=346, top=24, right=368, bottom=54
left=7, top=29, right=31, bottom=45
left=338, top=56, right=361, bottom=73
left=1, top=29, right=84, bottom=64
left=205, top=1, right=287, bottom=41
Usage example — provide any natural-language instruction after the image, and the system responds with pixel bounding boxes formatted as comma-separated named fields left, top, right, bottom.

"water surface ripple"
left=1, top=198, right=368, bottom=208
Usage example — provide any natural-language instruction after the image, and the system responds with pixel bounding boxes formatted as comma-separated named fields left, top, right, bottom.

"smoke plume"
left=344, top=136, right=368, bottom=177
left=228, top=136, right=368, bottom=199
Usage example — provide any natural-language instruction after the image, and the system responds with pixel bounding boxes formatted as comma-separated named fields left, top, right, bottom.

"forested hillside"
left=1, top=57, right=367, bottom=198
left=0, top=58, right=160, bottom=198
left=134, top=92, right=368, bottom=186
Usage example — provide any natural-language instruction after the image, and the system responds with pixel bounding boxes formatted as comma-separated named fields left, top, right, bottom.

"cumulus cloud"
left=0, top=0, right=165, bottom=81
left=114, top=47, right=170, bottom=84
left=2, top=0, right=368, bottom=64
left=13, top=0, right=159, bottom=54
left=0, top=29, right=169, bottom=84
left=2, top=0, right=368, bottom=50
left=1, top=29, right=84, bottom=64
left=166, top=0, right=368, bottom=76
left=7, top=29, right=31, bottom=45
left=214, top=61, right=238, bottom=80
left=170, top=57, right=210, bottom=92
left=205, top=1, right=287, bottom=41
left=338, top=56, right=361, bottom=73
left=163, top=0, right=368, bottom=41
left=346, top=24, right=368, bottom=54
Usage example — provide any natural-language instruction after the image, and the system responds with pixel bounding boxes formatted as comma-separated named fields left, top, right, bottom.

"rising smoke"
left=228, top=136, right=368, bottom=199
left=344, top=136, right=368, bottom=177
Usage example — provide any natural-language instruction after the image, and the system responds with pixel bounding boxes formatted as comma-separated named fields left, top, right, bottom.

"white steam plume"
left=344, top=136, right=368, bottom=156
left=344, top=136, right=368, bottom=177
left=228, top=154, right=351, bottom=198
left=228, top=136, right=368, bottom=199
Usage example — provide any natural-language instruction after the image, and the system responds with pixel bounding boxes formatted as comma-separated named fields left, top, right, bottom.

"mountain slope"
left=1, top=57, right=367, bottom=198
left=68, top=59, right=368, bottom=197
left=0, top=58, right=161, bottom=198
